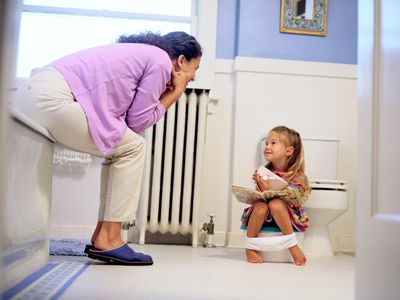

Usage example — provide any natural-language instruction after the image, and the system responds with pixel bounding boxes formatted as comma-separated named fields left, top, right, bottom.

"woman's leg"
left=268, top=198, right=306, bottom=266
left=93, top=129, right=146, bottom=250
left=246, top=201, right=269, bottom=263
left=89, top=156, right=112, bottom=245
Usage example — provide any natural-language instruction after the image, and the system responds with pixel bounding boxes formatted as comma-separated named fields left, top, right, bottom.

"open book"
left=231, top=185, right=288, bottom=205
left=231, top=166, right=288, bottom=205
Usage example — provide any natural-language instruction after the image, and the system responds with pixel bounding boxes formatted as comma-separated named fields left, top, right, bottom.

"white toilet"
left=301, top=138, right=349, bottom=256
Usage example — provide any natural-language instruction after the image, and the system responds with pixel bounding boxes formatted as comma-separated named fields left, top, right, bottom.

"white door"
left=356, top=1, right=400, bottom=299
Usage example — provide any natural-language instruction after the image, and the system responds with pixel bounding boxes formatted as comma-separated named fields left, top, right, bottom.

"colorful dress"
left=241, top=170, right=310, bottom=232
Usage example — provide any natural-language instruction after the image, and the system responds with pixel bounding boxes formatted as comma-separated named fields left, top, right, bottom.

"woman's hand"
left=252, top=171, right=270, bottom=192
left=160, top=69, right=188, bottom=110
left=170, top=68, right=188, bottom=95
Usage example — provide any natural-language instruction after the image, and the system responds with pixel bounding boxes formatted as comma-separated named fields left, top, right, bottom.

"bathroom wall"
left=216, top=0, right=358, bottom=64
left=200, top=0, right=358, bottom=251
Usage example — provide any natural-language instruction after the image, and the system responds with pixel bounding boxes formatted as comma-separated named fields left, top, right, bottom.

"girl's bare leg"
left=246, top=201, right=269, bottom=263
left=268, top=198, right=307, bottom=266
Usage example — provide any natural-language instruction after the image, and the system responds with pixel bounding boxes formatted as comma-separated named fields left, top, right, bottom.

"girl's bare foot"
left=246, top=249, right=263, bottom=263
left=289, top=245, right=307, bottom=266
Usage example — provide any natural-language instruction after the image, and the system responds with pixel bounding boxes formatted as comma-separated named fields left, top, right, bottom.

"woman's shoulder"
left=81, top=43, right=170, bottom=62
left=125, top=44, right=171, bottom=68
left=117, top=43, right=168, bottom=56
left=101, top=43, right=172, bottom=72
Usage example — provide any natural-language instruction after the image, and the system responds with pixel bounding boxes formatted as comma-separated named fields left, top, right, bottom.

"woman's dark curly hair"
left=117, top=31, right=202, bottom=61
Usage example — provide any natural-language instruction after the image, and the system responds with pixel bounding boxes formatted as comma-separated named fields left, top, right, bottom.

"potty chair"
left=241, top=225, right=304, bottom=262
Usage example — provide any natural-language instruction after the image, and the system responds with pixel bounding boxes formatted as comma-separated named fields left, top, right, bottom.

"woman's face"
left=175, top=55, right=201, bottom=84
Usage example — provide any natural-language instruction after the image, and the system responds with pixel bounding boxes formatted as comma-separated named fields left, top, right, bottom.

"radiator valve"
left=121, top=220, right=135, bottom=242
left=122, top=220, right=135, bottom=230
left=202, top=214, right=216, bottom=248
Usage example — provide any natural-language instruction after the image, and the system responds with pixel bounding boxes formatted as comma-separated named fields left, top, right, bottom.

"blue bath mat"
left=50, top=238, right=90, bottom=256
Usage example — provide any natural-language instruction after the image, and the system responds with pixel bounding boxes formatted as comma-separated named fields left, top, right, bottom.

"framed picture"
left=280, top=0, right=328, bottom=36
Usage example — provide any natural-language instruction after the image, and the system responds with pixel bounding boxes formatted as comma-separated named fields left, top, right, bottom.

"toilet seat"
left=309, top=179, right=348, bottom=191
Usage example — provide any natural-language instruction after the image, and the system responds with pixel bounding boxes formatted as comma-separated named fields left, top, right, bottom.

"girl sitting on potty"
left=242, top=126, right=311, bottom=265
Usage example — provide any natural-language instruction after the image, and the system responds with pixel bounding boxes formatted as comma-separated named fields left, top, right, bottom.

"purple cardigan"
left=51, top=43, right=171, bottom=154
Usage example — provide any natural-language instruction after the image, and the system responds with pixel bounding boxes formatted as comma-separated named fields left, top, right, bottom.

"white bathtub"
left=1, top=106, right=54, bottom=291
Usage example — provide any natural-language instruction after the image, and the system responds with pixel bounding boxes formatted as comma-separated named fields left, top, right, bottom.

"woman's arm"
left=125, top=60, right=171, bottom=133
left=126, top=62, right=189, bottom=133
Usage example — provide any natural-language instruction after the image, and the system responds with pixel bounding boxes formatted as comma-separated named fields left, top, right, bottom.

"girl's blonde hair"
left=266, top=126, right=310, bottom=191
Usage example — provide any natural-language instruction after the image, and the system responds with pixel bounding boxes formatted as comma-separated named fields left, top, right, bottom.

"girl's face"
left=263, top=131, right=294, bottom=167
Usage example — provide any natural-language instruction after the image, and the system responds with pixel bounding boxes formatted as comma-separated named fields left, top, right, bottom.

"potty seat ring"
left=244, top=232, right=297, bottom=252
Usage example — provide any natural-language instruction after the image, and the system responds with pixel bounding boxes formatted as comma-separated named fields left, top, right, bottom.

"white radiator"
left=138, top=89, right=209, bottom=247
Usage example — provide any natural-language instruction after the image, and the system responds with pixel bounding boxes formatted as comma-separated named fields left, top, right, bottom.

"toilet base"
left=302, top=225, right=334, bottom=256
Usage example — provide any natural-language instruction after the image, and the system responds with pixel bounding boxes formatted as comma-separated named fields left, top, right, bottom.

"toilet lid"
left=309, top=179, right=348, bottom=191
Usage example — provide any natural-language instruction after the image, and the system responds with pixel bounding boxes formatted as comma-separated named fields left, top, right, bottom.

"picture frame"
left=280, top=0, right=328, bottom=36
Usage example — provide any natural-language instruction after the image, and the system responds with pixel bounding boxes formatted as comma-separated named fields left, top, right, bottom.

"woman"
left=13, top=31, right=202, bottom=265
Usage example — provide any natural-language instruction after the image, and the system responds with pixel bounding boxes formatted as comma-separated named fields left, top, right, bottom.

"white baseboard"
left=226, top=231, right=245, bottom=248
left=51, top=225, right=355, bottom=253
left=196, top=231, right=227, bottom=247
left=129, top=229, right=228, bottom=247
left=331, top=235, right=356, bottom=253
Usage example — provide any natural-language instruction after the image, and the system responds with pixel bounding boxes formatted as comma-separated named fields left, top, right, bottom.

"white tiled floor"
left=52, top=244, right=355, bottom=300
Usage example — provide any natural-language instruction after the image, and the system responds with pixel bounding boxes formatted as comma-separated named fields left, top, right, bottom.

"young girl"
left=242, top=126, right=311, bottom=265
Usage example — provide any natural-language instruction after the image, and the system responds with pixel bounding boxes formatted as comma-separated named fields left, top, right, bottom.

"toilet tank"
left=259, top=137, right=339, bottom=180
left=302, top=138, right=339, bottom=180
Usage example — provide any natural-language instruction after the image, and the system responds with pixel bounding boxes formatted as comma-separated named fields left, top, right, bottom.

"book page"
left=256, top=165, right=288, bottom=190
left=231, top=185, right=287, bottom=205
left=231, top=185, right=265, bottom=204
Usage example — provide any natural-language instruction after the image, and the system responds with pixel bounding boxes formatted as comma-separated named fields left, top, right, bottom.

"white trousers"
left=12, top=66, right=146, bottom=222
